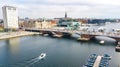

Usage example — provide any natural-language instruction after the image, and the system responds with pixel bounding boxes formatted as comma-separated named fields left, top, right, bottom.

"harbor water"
left=0, top=35, right=120, bottom=67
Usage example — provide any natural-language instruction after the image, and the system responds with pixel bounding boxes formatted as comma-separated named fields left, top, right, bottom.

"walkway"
left=25, top=28, right=120, bottom=38
left=0, top=31, right=38, bottom=40
left=93, top=56, right=102, bottom=67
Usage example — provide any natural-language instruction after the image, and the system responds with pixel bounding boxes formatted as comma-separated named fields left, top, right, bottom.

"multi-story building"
left=23, top=19, right=54, bottom=29
left=2, top=6, right=19, bottom=30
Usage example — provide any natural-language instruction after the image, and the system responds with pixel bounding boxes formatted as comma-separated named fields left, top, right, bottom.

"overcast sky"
left=1, top=0, right=120, bottom=19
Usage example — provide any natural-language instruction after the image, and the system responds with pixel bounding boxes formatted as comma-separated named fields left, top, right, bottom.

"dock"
left=83, top=54, right=111, bottom=67
left=93, top=56, right=102, bottom=67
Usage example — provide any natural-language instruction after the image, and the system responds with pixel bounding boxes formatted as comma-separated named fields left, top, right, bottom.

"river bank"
left=0, top=31, right=39, bottom=40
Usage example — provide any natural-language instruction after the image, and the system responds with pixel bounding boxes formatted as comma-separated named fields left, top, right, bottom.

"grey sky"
left=0, top=0, right=120, bottom=19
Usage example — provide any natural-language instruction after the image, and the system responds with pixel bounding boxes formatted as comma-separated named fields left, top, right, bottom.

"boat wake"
left=25, top=57, right=40, bottom=67
left=25, top=53, right=46, bottom=67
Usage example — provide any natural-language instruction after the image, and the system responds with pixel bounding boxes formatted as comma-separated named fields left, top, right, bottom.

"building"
left=24, top=20, right=41, bottom=28
left=50, top=20, right=57, bottom=27
left=23, top=19, right=54, bottom=29
left=63, top=21, right=81, bottom=30
left=41, top=20, right=51, bottom=29
left=18, top=19, right=25, bottom=28
left=2, top=6, right=19, bottom=30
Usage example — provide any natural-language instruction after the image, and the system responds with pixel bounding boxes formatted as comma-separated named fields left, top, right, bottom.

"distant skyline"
left=1, top=0, right=120, bottom=19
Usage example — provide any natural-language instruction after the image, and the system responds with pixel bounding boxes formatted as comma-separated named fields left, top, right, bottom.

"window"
left=8, top=7, right=16, bottom=10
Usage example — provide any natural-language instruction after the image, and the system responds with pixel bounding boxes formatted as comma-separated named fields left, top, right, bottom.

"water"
left=0, top=35, right=120, bottom=67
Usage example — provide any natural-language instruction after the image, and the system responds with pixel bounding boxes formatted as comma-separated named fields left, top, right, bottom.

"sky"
left=1, top=0, right=120, bottom=19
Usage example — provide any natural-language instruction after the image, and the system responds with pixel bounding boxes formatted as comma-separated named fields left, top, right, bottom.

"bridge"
left=25, top=28, right=81, bottom=38
left=24, top=28, right=120, bottom=42
left=80, top=32, right=120, bottom=42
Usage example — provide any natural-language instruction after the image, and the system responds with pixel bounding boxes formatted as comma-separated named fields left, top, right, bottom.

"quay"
left=0, top=31, right=39, bottom=40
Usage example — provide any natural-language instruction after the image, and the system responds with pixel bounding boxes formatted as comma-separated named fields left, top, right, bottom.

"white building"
left=2, top=6, right=18, bottom=29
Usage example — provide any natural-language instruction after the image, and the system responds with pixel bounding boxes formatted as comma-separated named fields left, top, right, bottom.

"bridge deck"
left=25, top=28, right=120, bottom=41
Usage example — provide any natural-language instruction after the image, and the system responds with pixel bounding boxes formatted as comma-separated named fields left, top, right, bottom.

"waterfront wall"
left=0, top=31, right=38, bottom=40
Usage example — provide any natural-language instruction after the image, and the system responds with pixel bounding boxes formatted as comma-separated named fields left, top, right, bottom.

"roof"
left=2, top=5, right=16, bottom=8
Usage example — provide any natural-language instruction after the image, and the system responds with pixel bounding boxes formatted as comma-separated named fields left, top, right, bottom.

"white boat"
left=38, top=53, right=46, bottom=59
left=43, top=34, right=48, bottom=36
left=52, top=34, right=62, bottom=38
left=115, top=45, right=120, bottom=52
left=100, top=40, right=105, bottom=44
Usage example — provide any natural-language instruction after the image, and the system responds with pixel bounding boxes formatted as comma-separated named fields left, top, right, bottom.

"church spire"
left=65, top=12, right=67, bottom=18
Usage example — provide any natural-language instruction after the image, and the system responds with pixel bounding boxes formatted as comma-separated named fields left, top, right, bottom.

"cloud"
left=47, top=0, right=120, bottom=6
left=1, top=0, right=120, bottom=19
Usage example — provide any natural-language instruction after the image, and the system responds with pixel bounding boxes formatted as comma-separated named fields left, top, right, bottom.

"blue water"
left=0, top=35, right=120, bottom=67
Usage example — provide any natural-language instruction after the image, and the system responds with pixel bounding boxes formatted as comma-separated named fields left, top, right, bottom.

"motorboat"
left=38, top=53, right=46, bottom=60
left=77, top=37, right=90, bottom=41
left=100, top=40, right=105, bottom=44
left=43, top=34, right=48, bottom=36
left=115, top=45, right=120, bottom=52
left=52, top=34, right=62, bottom=38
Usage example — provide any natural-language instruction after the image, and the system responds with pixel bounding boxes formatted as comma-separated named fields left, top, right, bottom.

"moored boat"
left=77, top=37, right=90, bottom=41
left=43, top=34, right=48, bottom=36
left=115, top=45, right=120, bottom=52
left=83, top=54, right=97, bottom=67
left=99, top=54, right=111, bottom=67
left=52, top=34, right=62, bottom=38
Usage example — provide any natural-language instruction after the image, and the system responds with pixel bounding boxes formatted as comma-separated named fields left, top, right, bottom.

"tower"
left=65, top=12, right=67, bottom=18
left=2, top=6, right=19, bottom=30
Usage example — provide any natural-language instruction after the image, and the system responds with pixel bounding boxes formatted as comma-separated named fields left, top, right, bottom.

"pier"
left=93, top=56, right=102, bottom=67
left=84, top=54, right=111, bottom=67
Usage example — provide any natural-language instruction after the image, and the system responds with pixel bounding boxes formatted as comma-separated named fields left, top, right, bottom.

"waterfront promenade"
left=0, top=31, right=38, bottom=40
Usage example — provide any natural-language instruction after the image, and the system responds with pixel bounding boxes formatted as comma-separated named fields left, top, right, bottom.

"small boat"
left=118, top=42, right=120, bottom=45
left=38, top=53, right=46, bottom=60
left=100, top=40, right=105, bottom=44
left=52, top=34, right=62, bottom=38
left=99, top=54, right=111, bottom=67
left=115, top=45, right=120, bottom=52
left=43, top=34, right=48, bottom=36
left=77, top=37, right=90, bottom=41
left=83, top=54, right=97, bottom=67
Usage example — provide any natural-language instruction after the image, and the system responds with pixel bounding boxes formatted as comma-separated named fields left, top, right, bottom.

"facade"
left=23, top=20, right=54, bottom=29
left=41, top=21, right=51, bottom=29
left=24, top=20, right=41, bottom=28
left=2, top=6, right=18, bottom=29
left=18, top=19, right=25, bottom=28
left=66, top=22, right=81, bottom=30
left=50, top=20, right=57, bottom=27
